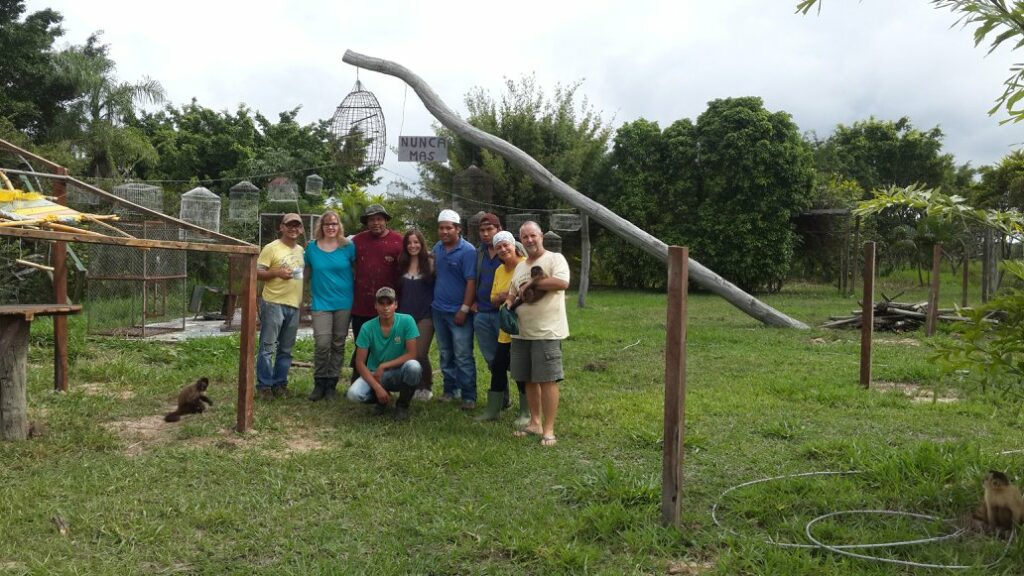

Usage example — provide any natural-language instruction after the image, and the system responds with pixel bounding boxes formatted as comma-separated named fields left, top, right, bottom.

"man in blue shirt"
left=431, top=209, right=478, bottom=410
left=345, top=287, right=421, bottom=421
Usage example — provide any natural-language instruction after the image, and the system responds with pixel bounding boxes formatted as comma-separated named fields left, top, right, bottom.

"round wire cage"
left=543, top=231, right=563, bottom=253
left=550, top=212, right=582, bottom=232
left=179, top=186, right=221, bottom=241
left=305, top=174, right=324, bottom=197
left=329, top=80, right=386, bottom=169
left=267, top=177, right=298, bottom=204
left=506, top=213, right=539, bottom=239
left=452, top=165, right=493, bottom=212
left=228, top=180, right=260, bottom=221
left=112, top=182, right=163, bottom=219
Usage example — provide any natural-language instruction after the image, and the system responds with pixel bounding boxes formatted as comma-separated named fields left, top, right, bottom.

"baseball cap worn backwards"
left=438, top=209, right=460, bottom=224
left=478, top=212, right=501, bottom=228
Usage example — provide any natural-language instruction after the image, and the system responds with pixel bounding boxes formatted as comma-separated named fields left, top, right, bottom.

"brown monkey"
left=164, top=377, right=213, bottom=422
left=511, top=266, right=548, bottom=310
left=982, top=470, right=1024, bottom=534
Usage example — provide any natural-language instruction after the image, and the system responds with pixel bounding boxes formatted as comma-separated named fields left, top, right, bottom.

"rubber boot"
left=394, top=386, right=414, bottom=421
left=322, top=377, right=338, bottom=401
left=475, top=391, right=505, bottom=422
left=308, top=377, right=327, bottom=401
left=513, top=392, right=531, bottom=428
left=502, top=390, right=511, bottom=410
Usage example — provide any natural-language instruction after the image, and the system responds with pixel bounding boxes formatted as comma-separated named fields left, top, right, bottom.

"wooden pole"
left=860, top=242, right=876, bottom=389
left=852, top=216, right=860, bottom=298
left=926, top=243, right=942, bottom=337
left=661, top=246, right=688, bottom=527
left=0, top=316, right=30, bottom=440
left=52, top=166, right=69, bottom=393
left=577, top=215, right=591, bottom=308
left=982, top=231, right=991, bottom=303
left=961, top=251, right=969, bottom=308
left=235, top=254, right=257, bottom=433
left=341, top=50, right=809, bottom=330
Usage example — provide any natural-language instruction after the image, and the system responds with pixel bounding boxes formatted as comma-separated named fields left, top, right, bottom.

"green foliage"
left=976, top=149, right=1024, bottom=209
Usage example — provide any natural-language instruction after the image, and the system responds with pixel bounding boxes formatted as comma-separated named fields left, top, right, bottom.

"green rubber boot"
left=513, top=392, right=531, bottom=428
left=474, top=391, right=505, bottom=422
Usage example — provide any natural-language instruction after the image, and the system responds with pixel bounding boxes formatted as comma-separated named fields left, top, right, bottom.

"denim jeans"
left=432, top=309, right=477, bottom=402
left=345, top=360, right=422, bottom=403
left=474, top=311, right=500, bottom=368
left=257, top=300, right=300, bottom=389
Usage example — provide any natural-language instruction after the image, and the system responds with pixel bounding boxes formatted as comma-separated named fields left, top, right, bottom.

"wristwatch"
left=459, top=304, right=470, bottom=313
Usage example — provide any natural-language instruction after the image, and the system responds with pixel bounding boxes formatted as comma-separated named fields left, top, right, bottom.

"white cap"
left=492, top=231, right=515, bottom=247
left=438, top=209, right=461, bottom=224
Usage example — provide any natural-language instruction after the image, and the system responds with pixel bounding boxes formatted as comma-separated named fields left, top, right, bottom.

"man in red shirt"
left=348, top=204, right=404, bottom=380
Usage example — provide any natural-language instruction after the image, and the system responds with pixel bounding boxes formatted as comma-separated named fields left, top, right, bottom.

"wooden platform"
left=0, top=304, right=82, bottom=321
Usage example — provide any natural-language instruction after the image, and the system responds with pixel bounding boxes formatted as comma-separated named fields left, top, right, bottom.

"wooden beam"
left=0, top=225, right=260, bottom=255
left=661, top=246, right=688, bottom=527
left=0, top=317, right=29, bottom=440
left=235, top=254, right=257, bottom=433
left=0, top=139, right=64, bottom=171
left=860, top=242, right=876, bottom=389
left=341, top=50, right=808, bottom=330
left=925, top=243, right=942, bottom=337
left=52, top=166, right=69, bottom=393
left=961, top=252, right=969, bottom=308
left=578, top=214, right=591, bottom=308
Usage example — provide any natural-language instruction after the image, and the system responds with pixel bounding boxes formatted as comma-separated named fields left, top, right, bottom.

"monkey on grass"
left=965, top=470, right=1024, bottom=535
left=164, top=377, right=213, bottom=422
left=510, top=266, right=548, bottom=311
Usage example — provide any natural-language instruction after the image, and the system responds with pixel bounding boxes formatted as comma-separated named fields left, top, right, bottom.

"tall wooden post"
left=961, top=252, right=969, bottom=308
left=235, top=254, right=257, bottom=433
left=851, top=216, right=860, bottom=298
left=925, top=243, right=942, bottom=337
left=860, top=242, right=876, bottom=389
left=661, top=246, right=688, bottom=527
left=0, top=317, right=30, bottom=440
left=578, top=215, right=591, bottom=308
left=52, top=166, right=69, bottom=392
left=982, top=231, right=991, bottom=303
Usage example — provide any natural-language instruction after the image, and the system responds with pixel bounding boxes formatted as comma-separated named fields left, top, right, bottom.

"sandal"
left=541, top=435, right=557, bottom=447
left=513, top=425, right=542, bottom=438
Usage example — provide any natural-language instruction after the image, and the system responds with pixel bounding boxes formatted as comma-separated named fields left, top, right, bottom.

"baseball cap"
left=438, top=209, right=461, bottom=224
left=478, top=212, right=501, bottom=228
left=282, top=213, right=302, bottom=225
left=375, top=286, right=397, bottom=301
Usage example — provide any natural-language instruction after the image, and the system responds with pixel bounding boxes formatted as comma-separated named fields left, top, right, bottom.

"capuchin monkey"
left=511, top=266, right=548, bottom=311
left=164, top=377, right=213, bottom=422
left=982, top=470, right=1024, bottom=534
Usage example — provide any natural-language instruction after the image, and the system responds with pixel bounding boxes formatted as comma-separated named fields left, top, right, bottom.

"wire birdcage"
left=506, top=214, right=539, bottom=239
left=452, top=165, right=493, bottom=213
left=112, top=182, right=163, bottom=219
left=179, top=186, right=221, bottom=241
left=267, top=177, right=298, bottom=204
left=228, top=181, right=259, bottom=221
left=86, top=221, right=187, bottom=337
left=550, top=212, right=582, bottom=232
left=329, top=80, right=386, bottom=169
left=543, top=231, right=563, bottom=253
left=305, top=174, right=323, bottom=197
left=67, top=182, right=100, bottom=210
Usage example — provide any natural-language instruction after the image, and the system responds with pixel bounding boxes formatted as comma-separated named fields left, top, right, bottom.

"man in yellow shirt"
left=256, top=213, right=305, bottom=398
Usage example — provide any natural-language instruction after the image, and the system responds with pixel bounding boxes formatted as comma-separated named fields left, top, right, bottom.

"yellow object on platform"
left=0, top=188, right=82, bottom=223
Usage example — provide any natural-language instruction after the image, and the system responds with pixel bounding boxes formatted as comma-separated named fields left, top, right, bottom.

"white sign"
left=398, top=136, right=448, bottom=163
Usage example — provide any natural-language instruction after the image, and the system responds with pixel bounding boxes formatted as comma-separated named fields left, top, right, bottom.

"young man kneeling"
left=346, top=287, right=421, bottom=420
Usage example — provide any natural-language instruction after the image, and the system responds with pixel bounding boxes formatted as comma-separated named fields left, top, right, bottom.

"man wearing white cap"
left=431, top=209, right=478, bottom=410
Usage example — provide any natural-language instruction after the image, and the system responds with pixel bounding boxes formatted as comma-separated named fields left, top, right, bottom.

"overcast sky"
left=25, top=0, right=1024, bottom=195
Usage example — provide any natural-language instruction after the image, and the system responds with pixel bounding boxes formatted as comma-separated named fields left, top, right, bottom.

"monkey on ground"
left=164, top=377, right=213, bottom=422
left=510, top=266, right=548, bottom=311
left=966, top=470, right=1024, bottom=534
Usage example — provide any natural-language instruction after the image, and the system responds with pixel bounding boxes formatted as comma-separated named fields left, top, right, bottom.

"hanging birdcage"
left=179, top=186, right=221, bottom=241
left=506, top=213, right=539, bottom=239
left=544, top=231, right=563, bottom=253
left=305, top=174, right=323, bottom=197
left=112, top=182, right=163, bottom=219
left=452, top=165, right=493, bottom=213
left=550, top=212, right=582, bottom=232
left=228, top=180, right=259, bottom=221
left=329, top=80, right=386, bottom=168
left=267, top=177, right=298, bottom=204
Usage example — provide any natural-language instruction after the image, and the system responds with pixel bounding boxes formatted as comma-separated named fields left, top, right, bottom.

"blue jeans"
left=474, top=311, right=500, bottom=368
left=433, top=309, right=477, bottom=402
left=346, top=360, right=422, bottom=402
left=256, top=300, right=300, bottom=389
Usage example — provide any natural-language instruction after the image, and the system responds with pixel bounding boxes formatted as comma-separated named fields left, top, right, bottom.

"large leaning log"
left=343, top=50, right=808, bottom=329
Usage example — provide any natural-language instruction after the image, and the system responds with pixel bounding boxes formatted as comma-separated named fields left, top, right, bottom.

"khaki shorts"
left=510, top=339, right=564, bottom=383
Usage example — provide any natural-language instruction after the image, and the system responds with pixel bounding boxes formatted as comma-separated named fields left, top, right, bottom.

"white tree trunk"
left=342, top=50, right=808, bottom=329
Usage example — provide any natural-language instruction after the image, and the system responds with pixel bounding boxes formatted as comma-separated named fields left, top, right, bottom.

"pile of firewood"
left=821, top=292, right=996, bottom=332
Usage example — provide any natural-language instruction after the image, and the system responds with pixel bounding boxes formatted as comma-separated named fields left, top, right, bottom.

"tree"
left=0, top=0, right=78, bottom=140
left=798, top=0, right=1024, bottom=123
left=976, top=149, right=1024, bottom=209
left=419, top=75, right=610, bottom=217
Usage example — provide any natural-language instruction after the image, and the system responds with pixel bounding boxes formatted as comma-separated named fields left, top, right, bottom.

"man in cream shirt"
left=255, top=213, right=305, bottom=398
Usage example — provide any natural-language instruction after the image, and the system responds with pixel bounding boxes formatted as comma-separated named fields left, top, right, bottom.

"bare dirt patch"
left=102, top=414, right=177, bottom=456
left=668, top=560, right=715, bottom=574
left=78, top=382, right=136, bottom=400
left=872, top=381, right=958, bottom=403
left=875, top=338, right=921, bottom=347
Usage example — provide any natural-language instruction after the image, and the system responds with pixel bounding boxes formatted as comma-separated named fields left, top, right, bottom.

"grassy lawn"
left=1, top=275, right=1022, bottom=575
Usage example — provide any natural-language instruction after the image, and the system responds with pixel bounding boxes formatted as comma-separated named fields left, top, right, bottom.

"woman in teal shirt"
left=304, top=209, right=357, bottom=400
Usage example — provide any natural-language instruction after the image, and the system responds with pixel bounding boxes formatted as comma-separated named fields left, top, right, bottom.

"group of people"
left=255, top=204, right=570, bottom=445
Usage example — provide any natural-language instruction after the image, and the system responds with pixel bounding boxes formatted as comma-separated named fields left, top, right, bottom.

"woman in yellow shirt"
left=476, top=231, right=528, bottom=424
